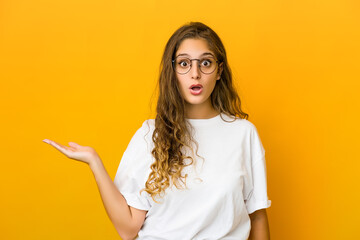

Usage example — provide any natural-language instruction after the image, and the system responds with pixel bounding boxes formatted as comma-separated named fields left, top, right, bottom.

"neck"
left=184, top=101, right=220, bottom=119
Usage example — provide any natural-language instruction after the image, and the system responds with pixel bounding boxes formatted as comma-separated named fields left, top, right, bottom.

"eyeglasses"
left=172, top=56, right=220, bottom=75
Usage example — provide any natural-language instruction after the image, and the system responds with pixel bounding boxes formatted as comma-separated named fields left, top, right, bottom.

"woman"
left=43, top=22, right=271, bottom=240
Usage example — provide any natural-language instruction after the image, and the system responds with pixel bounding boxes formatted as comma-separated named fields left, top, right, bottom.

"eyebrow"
left=176, top=52, right=215, bottom=58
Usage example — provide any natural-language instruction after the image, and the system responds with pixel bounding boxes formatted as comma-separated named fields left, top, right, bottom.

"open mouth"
left=191, top=86, right=202, bottom=91
left=189, top=86, right=203, bottom=95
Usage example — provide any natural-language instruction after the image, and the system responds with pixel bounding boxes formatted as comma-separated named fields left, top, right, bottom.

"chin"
left=185, top=100, right=207, bottom=105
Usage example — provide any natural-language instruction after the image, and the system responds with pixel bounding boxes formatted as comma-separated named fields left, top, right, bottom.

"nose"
left=190, top=61, right=201, bottom=79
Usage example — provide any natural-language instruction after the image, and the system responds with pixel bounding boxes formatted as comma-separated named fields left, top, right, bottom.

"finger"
left=68, top=142, right=82, bottom=149
left=50, top=139, right=67, bottom=149
left=48, top=140, right=76, bottom=151
left=64, top=145, right=76, bottom=151
left=43, top=139, right=71, bottom=156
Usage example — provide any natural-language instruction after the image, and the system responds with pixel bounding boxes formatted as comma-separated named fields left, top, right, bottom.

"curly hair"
left=141, top=22, right=249, bottom=203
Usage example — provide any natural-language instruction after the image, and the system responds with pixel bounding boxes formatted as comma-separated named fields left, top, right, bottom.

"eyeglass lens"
left=174, top=57, right=217, bottom=74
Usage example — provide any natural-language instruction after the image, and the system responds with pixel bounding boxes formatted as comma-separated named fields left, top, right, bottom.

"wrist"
left=89, top=157, right=103, bottom=171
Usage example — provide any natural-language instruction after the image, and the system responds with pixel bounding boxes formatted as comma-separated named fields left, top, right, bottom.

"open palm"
left=43, top=139, right=100, bottom=165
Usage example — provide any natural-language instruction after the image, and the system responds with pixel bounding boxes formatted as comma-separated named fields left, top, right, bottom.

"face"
left=174, top=38, right=223, bottom=111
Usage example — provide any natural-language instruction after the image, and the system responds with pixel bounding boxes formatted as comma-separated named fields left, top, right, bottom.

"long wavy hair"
left=142, top=22, right=249, bottom=202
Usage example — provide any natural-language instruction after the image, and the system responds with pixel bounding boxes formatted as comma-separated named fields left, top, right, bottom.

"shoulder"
left=140, top=119, right=155, bottom=137
left=142, top=118, right=155, bottom=129
left=220, top=113, right=258, bottom=132
left=124, top=119, right=155, bottom=150
left=134, top=119, right=155, bottom=146
left=131, top=119, right=155, bottom=136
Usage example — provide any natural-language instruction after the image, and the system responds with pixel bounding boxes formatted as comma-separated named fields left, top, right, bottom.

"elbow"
left=115, top=226, right=138, bottom=240
left=112, top=207, right=145, bottom=240
left=117, top=231, right=135, bottom=240
left=120, top=235, right=136, bottom=240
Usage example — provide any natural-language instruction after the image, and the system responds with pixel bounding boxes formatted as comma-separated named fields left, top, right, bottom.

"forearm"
left=89, top=158, right=136, bottom=238
left=248, top=209, right=270, bottom=240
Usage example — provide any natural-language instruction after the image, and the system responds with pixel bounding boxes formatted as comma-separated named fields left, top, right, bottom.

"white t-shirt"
left=114, top=113, right=271, bottom=240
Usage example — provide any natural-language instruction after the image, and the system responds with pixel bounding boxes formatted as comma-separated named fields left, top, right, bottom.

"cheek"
left=176, top=76, right=187, bottom=90
left=207, top=75, right=218, bottom=87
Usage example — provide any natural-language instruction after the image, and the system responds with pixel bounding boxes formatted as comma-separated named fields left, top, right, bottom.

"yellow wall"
left=1, top=0, right=359, bottom=239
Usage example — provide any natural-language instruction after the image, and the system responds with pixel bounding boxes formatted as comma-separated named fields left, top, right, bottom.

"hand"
left=42, top=139, right=101, bottom=166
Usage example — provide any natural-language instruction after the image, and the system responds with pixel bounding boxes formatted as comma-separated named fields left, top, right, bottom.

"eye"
left=201, top=59, right=213, bottom=67
left=177, top=58, right=190, bottom=68
left=179, top=61, right=188, bottom=67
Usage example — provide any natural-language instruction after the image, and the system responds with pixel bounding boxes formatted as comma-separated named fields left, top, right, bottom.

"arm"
left=248, top=209, right=270, bottom=240
left=42, top=139, right=146, bottom=240
left=90, top=158, right=147, bottom=240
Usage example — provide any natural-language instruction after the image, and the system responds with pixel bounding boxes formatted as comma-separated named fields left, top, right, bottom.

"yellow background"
left=1, top=0, right=359, bottom=239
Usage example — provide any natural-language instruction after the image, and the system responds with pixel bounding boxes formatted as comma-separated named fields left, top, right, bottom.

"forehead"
left=175, top=38, right=214, bottom=57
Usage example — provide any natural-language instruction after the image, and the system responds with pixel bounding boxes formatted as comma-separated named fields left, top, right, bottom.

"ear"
left=216, top=62, right=223, bottom=81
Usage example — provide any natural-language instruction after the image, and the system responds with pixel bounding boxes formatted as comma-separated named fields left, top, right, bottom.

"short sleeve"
left=113, top=120, right=154, bottom=211
left=244, top=125, right=272, bottom=214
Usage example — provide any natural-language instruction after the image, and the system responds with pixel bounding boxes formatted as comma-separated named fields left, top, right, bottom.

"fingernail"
left=43, top=139, right=50, bottom=144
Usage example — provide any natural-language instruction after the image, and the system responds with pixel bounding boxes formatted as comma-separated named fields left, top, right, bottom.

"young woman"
left=43, top=22, right=271, bottom=240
